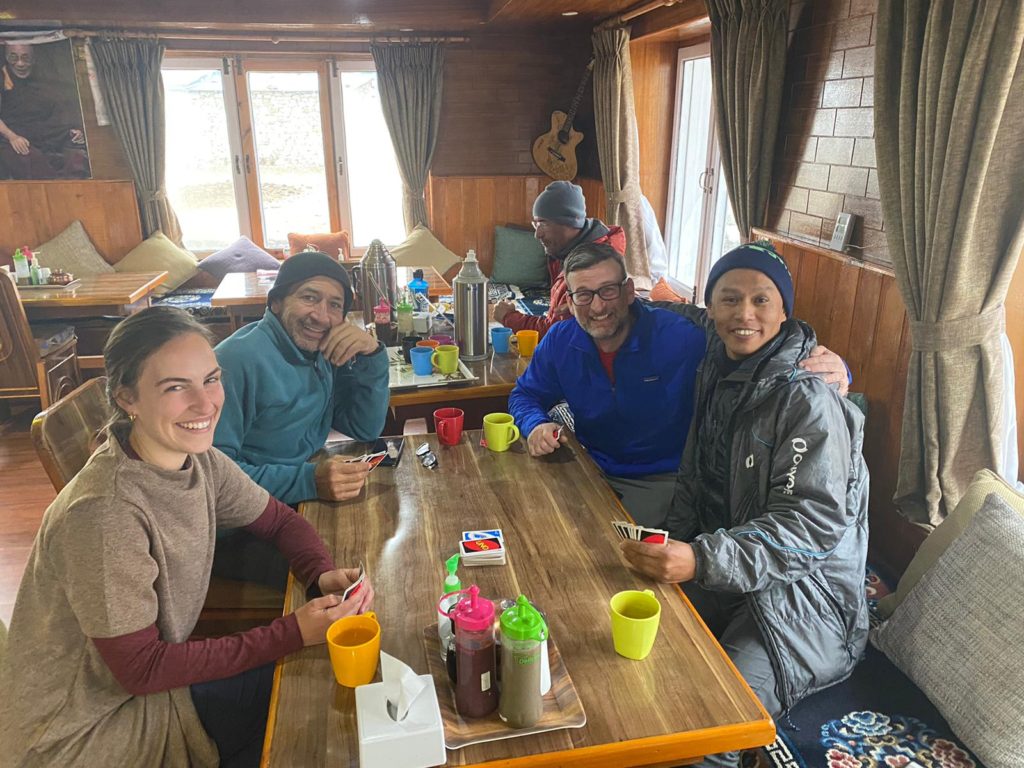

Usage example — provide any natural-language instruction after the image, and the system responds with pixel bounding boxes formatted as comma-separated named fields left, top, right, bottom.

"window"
left=664, top=44, right=741, bottom=301
left=162, top=56, right=404, bottom=255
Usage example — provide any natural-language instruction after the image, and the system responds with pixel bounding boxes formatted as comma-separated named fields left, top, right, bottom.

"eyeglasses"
left=567, top=279, right=628, bottom=306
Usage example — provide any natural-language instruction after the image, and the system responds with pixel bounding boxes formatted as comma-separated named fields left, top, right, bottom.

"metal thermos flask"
left=358, top=239, right=398, bottom=326
left=453, top=249, right=488, bottom=361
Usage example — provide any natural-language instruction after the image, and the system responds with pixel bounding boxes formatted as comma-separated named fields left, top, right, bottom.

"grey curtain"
left=90, top=37, right=182, bottom=244
left=370, top=43, right=444, bottom=233
left=592, top=27, right=652, bottom=290
left=875, top=0, right=1024, bottom=526
left=706, top=0, right=788, bottom=241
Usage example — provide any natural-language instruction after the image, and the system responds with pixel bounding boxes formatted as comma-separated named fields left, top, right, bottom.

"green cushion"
left=490, top=225, right=549, bottom=289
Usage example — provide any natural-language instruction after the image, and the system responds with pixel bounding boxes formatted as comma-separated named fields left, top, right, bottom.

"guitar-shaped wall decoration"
left=531, top=59, right=594, bottom=181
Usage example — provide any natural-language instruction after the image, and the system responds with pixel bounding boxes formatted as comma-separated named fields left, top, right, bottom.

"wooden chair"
left=30, top=379, right=282, bottom=635
left=0, top=271, right=80, bottom=409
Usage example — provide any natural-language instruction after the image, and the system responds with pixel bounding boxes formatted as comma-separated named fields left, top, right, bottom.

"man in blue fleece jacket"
left=509, top=243, right=850, bottom=528
left=214, top=251, right=390, bottom=506
left=509, top=243, right=705, bottom=527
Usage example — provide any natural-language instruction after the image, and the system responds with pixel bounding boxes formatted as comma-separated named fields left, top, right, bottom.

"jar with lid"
left=498, top=595, right=546, bottom=728
left=451, top=585, right=498, bottom=718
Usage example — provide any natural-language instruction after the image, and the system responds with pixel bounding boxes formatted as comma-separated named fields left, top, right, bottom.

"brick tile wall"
left=768, top=0, right=887, bottom=264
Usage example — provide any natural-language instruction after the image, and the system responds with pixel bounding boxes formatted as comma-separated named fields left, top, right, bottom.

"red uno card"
left=460, top=537, right=504, bottom=555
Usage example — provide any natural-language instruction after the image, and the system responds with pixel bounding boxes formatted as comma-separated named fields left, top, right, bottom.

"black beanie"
left=267, top=251, right=353, bottom=314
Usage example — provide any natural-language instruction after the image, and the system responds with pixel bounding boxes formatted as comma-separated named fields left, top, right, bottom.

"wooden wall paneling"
left=845, top=269, right=883, bottom=385
left=1009, top=255, right=1024, bottom=481
left=0, top=181, right=142, bottom=265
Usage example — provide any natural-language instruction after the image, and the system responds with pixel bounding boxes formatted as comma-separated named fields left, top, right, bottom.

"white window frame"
left=161, top=56, right=253, bottom=245
left=664, top=42, right=726, bottom=302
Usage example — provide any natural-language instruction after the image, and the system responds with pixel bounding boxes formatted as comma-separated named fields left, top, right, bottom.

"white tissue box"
left=355, top=675, right=446, bottom=768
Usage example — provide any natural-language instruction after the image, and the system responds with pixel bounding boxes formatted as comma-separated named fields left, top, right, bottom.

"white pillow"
left=388, top=224, right=459, bottom=275
left=113, top=232, right=198, bottom=295
left=871, top=493, right=1024, bottom=768
left=34, top=220, right=114, bottom=277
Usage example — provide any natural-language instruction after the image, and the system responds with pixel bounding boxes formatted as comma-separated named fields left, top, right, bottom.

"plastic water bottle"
left=453, top=249, right=488, bottom=361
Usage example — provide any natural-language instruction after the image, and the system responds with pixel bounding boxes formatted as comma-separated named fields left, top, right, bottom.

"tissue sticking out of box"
left=382, top=652, right=429, bottom=722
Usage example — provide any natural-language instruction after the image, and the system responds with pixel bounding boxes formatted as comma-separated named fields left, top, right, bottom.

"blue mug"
left=410, top=346, right=435, bottom=376
left=491, top=326, right=513, bottom=354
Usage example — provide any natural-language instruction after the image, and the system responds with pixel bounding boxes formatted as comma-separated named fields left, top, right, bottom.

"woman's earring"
left=129, top=413, right=136, bottom=422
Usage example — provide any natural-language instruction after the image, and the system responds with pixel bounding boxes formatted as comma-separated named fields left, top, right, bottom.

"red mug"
left=434, top=407, right=465, bottom=446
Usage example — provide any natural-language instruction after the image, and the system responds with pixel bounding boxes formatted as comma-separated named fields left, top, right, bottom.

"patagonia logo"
left=781, top=437, right=809, bottom=495
left=745, top=454, right=754, bottom=469
left=642, top=376, right=660, bottom=383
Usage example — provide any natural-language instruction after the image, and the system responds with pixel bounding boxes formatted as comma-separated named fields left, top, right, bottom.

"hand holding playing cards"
left=318, top=566, right=374, bottom=609
left=320, top=323, right=379, bottom=367
left=315, top=456, right=370, bottom=501
left=294, top=590, right=370, bottom=647
left=527, top=423, right=565, bottom=456
left=620, top=539, right=697, bottom=584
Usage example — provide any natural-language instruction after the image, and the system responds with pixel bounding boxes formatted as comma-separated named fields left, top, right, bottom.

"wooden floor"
left=0, top=407, right=55, bottom=626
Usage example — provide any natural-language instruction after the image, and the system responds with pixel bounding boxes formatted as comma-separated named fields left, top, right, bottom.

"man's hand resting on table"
left=493, top=299, right=516, bottom=324
left=315, top=456, right=370, bottom=501
left=527, top=423, right=566, bottom=457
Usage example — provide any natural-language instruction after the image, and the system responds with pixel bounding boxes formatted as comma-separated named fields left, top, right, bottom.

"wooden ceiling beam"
left=627, top=0, right=707, bottom=40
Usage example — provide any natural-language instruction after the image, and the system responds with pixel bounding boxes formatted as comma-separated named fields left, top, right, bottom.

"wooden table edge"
left=261, top=572, right=296, bottom=768
left=389, top=382, right=515, bottom=407
left=126, top=271, right=169, bottom=303
left=17, top=270, right=169, bottom=307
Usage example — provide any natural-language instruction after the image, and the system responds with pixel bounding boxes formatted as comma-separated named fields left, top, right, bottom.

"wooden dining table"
left=260, top=432, right=775, bottom=767
left=18, top=271, right=169, bottom=321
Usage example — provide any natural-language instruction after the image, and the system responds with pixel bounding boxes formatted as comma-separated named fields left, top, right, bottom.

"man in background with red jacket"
left=493, top=181, right=625, bottom=339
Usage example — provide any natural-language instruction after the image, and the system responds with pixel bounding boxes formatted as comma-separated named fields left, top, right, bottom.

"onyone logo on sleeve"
left=781, top=437, right=809, bottom=495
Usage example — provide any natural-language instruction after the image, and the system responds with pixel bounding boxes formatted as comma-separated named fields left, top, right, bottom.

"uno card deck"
left=612, top=520, right=668, bottom=545
left=459, top=529, right=506, bottom=565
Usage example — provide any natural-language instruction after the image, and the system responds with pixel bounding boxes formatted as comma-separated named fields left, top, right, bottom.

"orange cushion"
left=649, top=276, right=688, bottom=303
left=287, top=230, right=351, bottom=260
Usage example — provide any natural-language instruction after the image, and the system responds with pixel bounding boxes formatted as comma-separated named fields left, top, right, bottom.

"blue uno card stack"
left=459, top=529, right=506, bottom=566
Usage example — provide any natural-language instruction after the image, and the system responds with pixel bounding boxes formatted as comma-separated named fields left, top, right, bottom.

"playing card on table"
left=459, top=530, right=506, bottom=565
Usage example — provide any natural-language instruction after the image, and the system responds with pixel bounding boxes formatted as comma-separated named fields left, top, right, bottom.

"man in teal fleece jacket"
left=214, top=252, right=390, bottom=506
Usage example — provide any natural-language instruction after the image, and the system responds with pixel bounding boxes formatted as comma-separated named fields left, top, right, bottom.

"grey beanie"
left=532, top=181, right=586, bottom=228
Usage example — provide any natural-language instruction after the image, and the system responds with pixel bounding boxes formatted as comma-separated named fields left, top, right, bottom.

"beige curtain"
left=875, top=0, right=1024, bottom=526
left=91, top=37, right=182, bottom=244
left=370, top=43, right=444, bottom=233
left=706, top=0, right=788, bottom=242
left=592, top=27, right=652, bottom=290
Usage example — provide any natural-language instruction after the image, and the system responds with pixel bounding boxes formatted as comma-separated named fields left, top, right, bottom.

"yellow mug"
left=326, top=611, right=380, bottom=687
left=482, top=412, right=520, bottom=452
left=609, top=589, right=661, bottom=660
left=431, top=344, right=460, bottom=375
left=514, top=330, right=539, bottom=358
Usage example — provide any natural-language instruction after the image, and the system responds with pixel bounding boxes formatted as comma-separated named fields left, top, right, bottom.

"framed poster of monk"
left=0, top=38, right=91, bottom=180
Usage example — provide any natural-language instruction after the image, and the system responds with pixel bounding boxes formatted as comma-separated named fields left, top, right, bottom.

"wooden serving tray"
left=421, top=625, right=586, bottom=750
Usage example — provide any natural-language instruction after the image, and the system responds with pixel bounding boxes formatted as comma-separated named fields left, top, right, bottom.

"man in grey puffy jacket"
left=622, top=244, right=869, bottom=768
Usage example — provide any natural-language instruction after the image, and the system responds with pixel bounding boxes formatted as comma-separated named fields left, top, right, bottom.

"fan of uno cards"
left=612, top=520, right=668, bottom=545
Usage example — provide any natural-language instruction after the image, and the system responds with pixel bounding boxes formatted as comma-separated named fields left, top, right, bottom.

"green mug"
left=609, top=589, right=661, bottom=660
left=482, top=413, right=520, bottom=452
left=431, top=344, right=460, bottom=375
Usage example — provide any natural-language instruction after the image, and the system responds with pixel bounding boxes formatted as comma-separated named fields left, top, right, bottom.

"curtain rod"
left=63, top=28, right=467, bottom=44
left=597, top=0, right=679, bottom=29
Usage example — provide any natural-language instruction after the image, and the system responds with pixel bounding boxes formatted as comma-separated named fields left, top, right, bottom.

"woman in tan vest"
left=0, top=306, right=373, bottom=768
